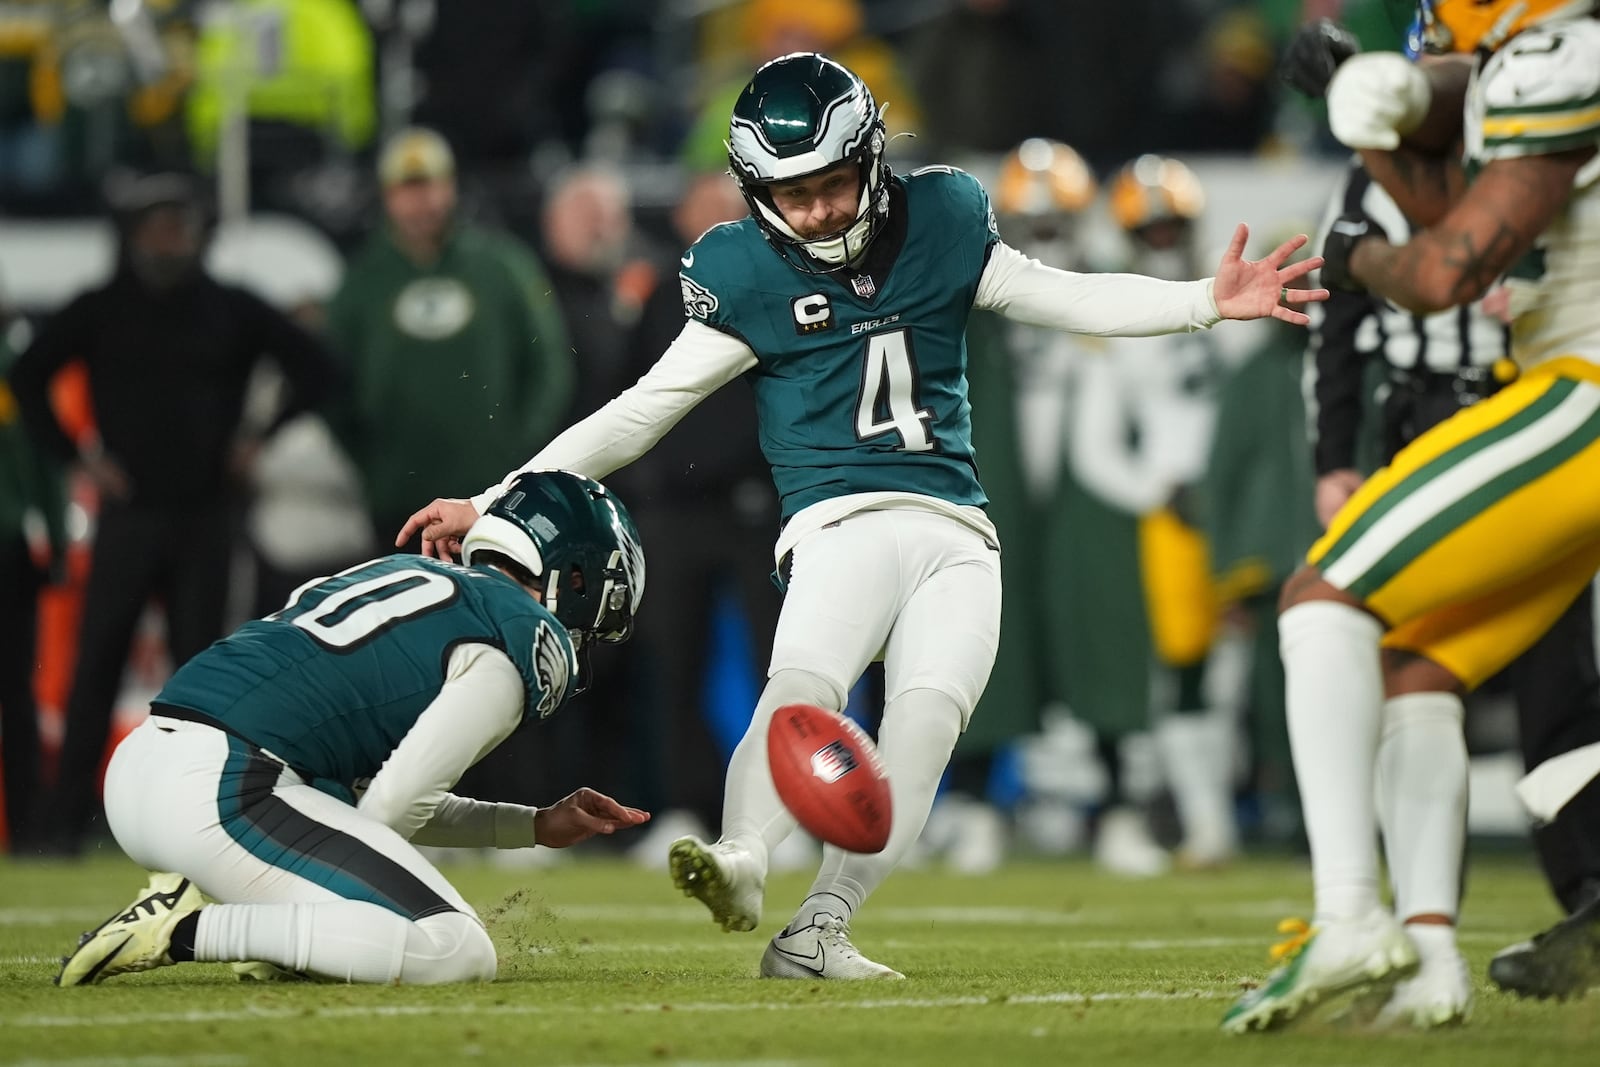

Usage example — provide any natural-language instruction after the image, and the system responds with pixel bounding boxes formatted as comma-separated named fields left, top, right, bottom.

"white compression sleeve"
left=470, top=320, right=758, bottom=512
left=409, top=794, right=539, bottom=849
left=974, top=242, right=1222, bottom=337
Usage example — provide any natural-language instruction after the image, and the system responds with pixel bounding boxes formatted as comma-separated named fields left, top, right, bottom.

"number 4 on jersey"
left=855, top=328, right=934, bottom=452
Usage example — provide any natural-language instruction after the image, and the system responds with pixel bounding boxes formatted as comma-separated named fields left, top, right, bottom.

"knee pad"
left=403, top=911, right=497, bottom=985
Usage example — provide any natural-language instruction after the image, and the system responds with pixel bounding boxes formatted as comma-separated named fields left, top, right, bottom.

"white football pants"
left=104, top=716, right=496, bottom=984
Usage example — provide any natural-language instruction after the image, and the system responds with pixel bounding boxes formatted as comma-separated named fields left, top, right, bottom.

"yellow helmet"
left=1108, top=154, right=1205, bottom=232
left=995, top=138, right=1097, bottom=218
left=1418, top=0, right=1596, bottom=54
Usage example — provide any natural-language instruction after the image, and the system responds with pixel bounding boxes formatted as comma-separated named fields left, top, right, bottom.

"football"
left=766, top=703, right=892, bottom=854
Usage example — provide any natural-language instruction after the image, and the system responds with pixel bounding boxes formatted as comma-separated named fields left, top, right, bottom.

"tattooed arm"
left=1357, top=147, right=1466, bottom=228
left=1355, top=55, right=1475, bottom=227
left=1347, top=147, right=1594, bottom=314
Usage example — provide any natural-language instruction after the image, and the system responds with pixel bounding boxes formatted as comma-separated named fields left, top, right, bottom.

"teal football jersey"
left=155, top=555, right=577, bottom=786
left=680, top=167, right=1000, bottom=518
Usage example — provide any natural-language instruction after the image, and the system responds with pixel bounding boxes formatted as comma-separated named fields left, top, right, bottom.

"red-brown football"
left=767, top=703, right=892, bottom=854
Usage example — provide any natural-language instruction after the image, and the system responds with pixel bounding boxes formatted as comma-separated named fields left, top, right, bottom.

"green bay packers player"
left=1223, top=0, right=1600, bottom=1032
left=400, top=52, right=1325, bottom=980
left=56, top=472, right=649, bottom=987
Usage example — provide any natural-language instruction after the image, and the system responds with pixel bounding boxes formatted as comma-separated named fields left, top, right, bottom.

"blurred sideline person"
left=56, top=472, right=649, bottom=987
left=1291, top=21, right=1600, bottom=925
left=327, top=126, right=574, bottom=559
left=8, top=173, right=341, bottom=856
left=1223, top=0, right=1600, bottom=1031
left=400, top=53, right=1325, bottom=980
left=680, top=0, right=921, bottom=173
left=919, top=138, right=1091, bottom=876
left=1105, top=154, right=1241, bottom=872
left=0, top=317, right=66, bottom=854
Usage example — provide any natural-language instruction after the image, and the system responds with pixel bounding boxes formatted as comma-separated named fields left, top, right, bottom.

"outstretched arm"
left=976, top=230, right=1325, bottom=337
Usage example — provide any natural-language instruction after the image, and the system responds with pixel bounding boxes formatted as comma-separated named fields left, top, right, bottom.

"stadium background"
left=0, top=0, right=1553, bottom=863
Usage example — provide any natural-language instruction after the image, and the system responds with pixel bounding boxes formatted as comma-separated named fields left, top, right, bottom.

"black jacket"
left=8, top=270, right=340, bottom=507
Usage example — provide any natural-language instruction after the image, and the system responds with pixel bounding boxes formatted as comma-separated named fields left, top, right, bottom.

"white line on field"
left=4, top=987, right=1230, bottom=1030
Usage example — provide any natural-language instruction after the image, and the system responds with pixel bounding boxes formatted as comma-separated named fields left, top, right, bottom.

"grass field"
left=2, top=849, right=1596, bottom=1066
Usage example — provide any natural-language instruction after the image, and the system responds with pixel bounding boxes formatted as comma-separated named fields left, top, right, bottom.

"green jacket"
left=0, top=337, right=66, bottom=563
left=326, top=224, right=573, bottom=525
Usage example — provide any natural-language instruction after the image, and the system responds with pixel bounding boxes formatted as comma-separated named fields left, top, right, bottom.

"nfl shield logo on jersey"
left=810, top=740, right=858, bottom=784
left=850, top=274, right=876, bottom=299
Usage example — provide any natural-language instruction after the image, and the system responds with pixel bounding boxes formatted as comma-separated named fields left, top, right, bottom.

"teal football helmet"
left=726, top=52, right=890, bottom=273
left=463, top=471, right=645, bottom=657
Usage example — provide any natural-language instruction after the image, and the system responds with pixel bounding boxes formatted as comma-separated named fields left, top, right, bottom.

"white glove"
left=1325, top=52, right=1432, bottom=150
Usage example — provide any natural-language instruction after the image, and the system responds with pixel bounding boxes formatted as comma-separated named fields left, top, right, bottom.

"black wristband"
left=1320, top=215, right=1376, bottom=292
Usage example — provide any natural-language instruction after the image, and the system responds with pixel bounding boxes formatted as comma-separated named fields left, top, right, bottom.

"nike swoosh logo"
left=680, top=251, right=694, bottom=268
left=77, top=935, right=134, bottom=985
left=775, top=938, right=826, bottom=975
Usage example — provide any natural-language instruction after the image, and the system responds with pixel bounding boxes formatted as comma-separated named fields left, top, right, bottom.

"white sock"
left=720, top=668, right=843, bottom=873
left=195, top=901, right=408, bottom=983
left=1280, top=600, right=1385, bottom=921
left=800, top=687, right=964, bottom=919
left=1377, top=692, right=1467, bottom=924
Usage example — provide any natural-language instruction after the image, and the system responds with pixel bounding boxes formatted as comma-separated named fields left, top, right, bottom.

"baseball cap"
left=378, top=127, right=456, bottom=187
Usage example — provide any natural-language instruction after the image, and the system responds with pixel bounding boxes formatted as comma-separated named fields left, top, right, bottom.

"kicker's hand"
left=397, top=498, right=479, bottom=561
left=1211, top=225, right=1329, bottom=326
left=533, top=788, right=650, bottom=848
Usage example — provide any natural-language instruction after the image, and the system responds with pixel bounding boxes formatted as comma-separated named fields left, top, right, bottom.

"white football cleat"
left=57, top=872, right=205, bottom=987
left=1372, top=948, right=1472, bottom=1028
left=668, top=836, right=765, bottom=933
left=761, top=913, right=905, bottom=980
left=1221, top=910, right=1419, bottom=1034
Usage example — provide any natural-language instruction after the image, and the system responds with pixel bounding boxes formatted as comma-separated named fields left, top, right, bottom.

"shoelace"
left=1269, top=917, right=1314, bottom=964
left=815, top=917, right=860, bottom=957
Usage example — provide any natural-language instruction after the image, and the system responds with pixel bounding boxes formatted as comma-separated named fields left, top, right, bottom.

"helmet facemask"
left=725, top=52, right=893, bottom=275
left=461, top=471, right=645, bottom=704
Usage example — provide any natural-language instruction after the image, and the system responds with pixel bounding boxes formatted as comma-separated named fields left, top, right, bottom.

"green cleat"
left=1222, top=911, right=1419, bottom=1034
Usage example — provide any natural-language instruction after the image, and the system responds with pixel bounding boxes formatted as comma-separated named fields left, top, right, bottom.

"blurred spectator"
left=0, top=305, right=66, bottom=854
left=242, top=300, right=371, bottom=617
left=617, top=169, right=785, bottom=865
left=678, top=0, right=921, bottom=173
left=538, top=162, right=663, bottom=425
left=1105, top=155, right=1242, bottom=869
left=1204, top=301, right=1320, bottom=845
left=7, top=172, right=341, bottom=854
left=921, top=139, right=1101, bottom=875
left=326, top=126, right=573, bottom=555
left=903, top=0, right=1058, bottom=161
left=1150, top=9, right=1280, bottom=154
left=1, top=0, right=196, bottom=211
left=186, top=0, right=375, bottom=196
